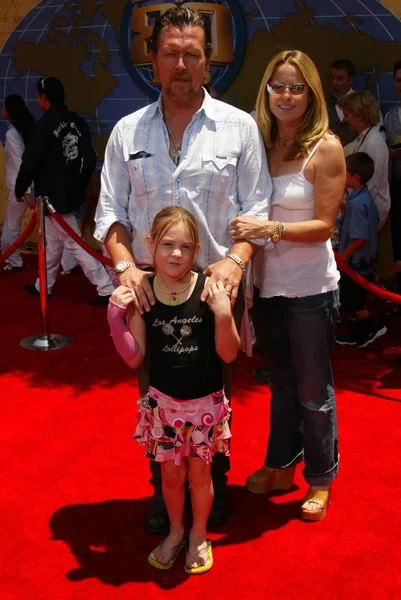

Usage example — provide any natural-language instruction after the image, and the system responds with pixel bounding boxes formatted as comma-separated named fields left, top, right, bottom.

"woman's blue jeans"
left=252, top=288, right=340, bottom=486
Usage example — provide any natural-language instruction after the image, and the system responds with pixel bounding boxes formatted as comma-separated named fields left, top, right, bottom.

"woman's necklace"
left=164, top=118, right=181, bottom=166
left=154, top=273, right=193, bottom=306
left=277, top=136, right=295, bottom=148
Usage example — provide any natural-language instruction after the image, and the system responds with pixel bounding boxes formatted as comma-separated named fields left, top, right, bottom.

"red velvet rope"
left=3, top=202, right=400, bottom=305
left=46, top=205, right=113, bottom=267
left=0, top=209, right=37, bottom=264
left=334, top=251, right=401, bottom=305
left=48, top=208, right=401, bottom=305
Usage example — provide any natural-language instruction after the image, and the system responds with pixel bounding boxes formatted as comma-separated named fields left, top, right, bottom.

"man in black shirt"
left=15, top=77, right=113, bottom=305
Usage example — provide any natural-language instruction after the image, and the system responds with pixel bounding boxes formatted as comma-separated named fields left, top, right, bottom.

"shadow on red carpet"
left=2, top=255, right=401, bottom=599
left=48, top=483, right=301, bottom=588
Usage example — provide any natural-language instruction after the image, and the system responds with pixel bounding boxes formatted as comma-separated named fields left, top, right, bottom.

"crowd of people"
left=2, top=5, right=401, bottom=575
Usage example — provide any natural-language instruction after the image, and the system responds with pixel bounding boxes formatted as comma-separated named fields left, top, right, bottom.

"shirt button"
left=177, top=177, right=181, bottom=182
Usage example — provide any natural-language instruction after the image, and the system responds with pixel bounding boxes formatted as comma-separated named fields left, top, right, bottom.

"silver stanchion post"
left=20, top=196, right=72, bottom=351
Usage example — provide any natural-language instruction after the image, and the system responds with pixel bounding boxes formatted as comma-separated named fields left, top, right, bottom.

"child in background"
left=107, top=206, right=240, bottom=574
left=336, top=152, right=386, bottom=347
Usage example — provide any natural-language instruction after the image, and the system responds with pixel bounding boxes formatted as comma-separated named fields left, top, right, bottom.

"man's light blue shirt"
left=94, top=91, right=271, bottom=270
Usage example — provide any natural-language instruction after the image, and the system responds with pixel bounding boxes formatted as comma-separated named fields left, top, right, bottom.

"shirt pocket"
left=125, top=152, right=159, bottom=202
left=199, top=153, right=238, bottom=196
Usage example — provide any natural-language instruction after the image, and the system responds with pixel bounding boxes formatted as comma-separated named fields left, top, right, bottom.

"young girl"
left=107, top=206, right=240, bottom=574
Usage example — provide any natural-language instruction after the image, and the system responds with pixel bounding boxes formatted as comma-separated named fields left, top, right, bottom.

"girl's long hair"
left=3, top=95, right=35, bottom=145
left=255, top=50, right=329, bottom=159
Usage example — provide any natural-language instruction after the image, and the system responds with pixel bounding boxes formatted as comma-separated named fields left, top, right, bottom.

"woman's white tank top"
left=253, top=138, right=340, bottom=299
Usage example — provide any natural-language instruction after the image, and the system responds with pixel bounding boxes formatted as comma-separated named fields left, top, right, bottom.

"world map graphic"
left=1, top=0, right=401, bottom=159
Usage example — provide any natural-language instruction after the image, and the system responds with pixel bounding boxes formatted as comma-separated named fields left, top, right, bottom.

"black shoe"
left=335, top=330, right=358, bottom=345
left=207, top=492, right=229, bottom=527
left=86, top=294, right=110, bottom=307
left=253, top=368, right=271, bottom=385
left=356, top=322, right=387, bottom=348
left=337, top=318, right=387, bottom=348
left=24, top=284, right=52, bottom=297
left=145, top=496, right=170, bottom=534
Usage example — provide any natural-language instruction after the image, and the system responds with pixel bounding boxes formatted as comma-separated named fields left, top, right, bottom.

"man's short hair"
left=149, top=6, right=213, bottom=59
left=36, top=76, right=65, bottom=106
left=331, top=59, right=355, bottom=77
left=393, top=60, right=401, bottom=79
left=345, top=152, right=375, bottom=185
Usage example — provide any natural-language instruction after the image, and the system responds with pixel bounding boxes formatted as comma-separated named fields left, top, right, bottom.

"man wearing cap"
left=15, top=76, right=114, bottom=305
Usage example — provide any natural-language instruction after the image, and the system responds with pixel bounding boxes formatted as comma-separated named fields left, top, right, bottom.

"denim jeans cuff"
left=265, top=449, right=304, bottom=469
left=302, top=456, right=340, bottom=486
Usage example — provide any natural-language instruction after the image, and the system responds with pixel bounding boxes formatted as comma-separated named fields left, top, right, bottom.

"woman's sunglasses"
left=266, top=82, right=309, bottom=96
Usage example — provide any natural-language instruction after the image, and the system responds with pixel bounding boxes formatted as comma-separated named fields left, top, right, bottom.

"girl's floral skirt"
left=133, top=386, right=231, bottom=466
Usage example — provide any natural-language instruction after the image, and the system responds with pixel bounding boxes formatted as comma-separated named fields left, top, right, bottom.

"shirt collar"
left=356, top=125, right=374, bottom=143
left=335, top=87, right=354, bottom=100
left=201, top=88, right=218, bottom=121
left=349, top=185, right=367, bottom=199
left=151, top=88, right=217, bottom=122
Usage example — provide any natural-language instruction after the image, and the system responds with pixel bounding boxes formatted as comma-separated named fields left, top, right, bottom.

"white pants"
left=34, top=213, right=114, bottom=296
left=1, top=190, right=77, bottom=270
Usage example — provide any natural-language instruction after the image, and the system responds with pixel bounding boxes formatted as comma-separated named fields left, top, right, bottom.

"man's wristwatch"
left=113, top=260, right=136, bottom=274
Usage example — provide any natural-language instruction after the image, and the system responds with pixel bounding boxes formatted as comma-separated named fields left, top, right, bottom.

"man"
left=15, top=76, right=113, bottom=305
left=95, top=6, right=271, bottom=532
left=327, top=59, right=358, bottom=146
left=328, top=59, right=385, bottom=148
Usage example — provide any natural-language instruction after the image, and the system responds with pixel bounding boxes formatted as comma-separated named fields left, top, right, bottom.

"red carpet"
left=1, top=256, right=401, bottom=599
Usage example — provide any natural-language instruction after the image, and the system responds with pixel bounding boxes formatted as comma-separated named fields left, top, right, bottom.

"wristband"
left=107, top=300, right=140, bottom=362
left=227, top=253, right=246, bottom=274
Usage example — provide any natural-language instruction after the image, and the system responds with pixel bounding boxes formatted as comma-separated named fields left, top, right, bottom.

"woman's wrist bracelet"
left=271, top=221, right=286, bottom=243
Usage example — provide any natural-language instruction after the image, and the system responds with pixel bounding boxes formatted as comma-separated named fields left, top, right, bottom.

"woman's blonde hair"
left=148, top=206, right=199, bottom=272
left=255, top=49, right=329, bottom=159
left=337, top=90, right=380, bottom=127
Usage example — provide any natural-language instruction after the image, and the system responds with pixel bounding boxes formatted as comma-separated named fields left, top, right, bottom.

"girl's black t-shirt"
left=142, top=273, right=223, bottom=399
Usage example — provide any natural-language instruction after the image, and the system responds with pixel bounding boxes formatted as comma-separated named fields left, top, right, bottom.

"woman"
left=384, top=60, right=401, bottom=286
left=1, top=95, right=34, bottom=270
left=339, top=90, right=390, bottom=230
left=230, top=50, right=345, bottom=521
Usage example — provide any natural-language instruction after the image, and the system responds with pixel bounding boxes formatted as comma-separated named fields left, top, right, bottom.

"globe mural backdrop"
left=0, top=0, right=401, bottom=233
